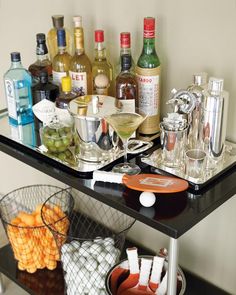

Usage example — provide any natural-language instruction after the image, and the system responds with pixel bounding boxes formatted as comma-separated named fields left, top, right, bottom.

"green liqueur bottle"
left=136, top=17, right=161, bottom=140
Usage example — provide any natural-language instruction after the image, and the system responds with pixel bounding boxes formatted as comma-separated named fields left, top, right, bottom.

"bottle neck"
left=142, top=37, right=157, bottom=55
left=58, top=46, right=67, bottom=54
left=11, top=61, right=23, bottom=69
left=94, top=42, right=107, bottom=61
left=74, top=27, right=85, bottom=55
left=37, top=54, right=50, bottom=62
left=120, top=47, right=131, bottom=56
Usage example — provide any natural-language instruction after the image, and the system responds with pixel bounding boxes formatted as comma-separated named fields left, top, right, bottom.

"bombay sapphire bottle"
left=4, top=52, right=34, bottom=125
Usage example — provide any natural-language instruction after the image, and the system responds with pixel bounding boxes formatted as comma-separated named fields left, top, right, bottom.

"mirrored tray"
left=141, top=141, right=236, bottom=190
left=0, top=111, right=153, bottom=173
left=0, top=111, right=124, bottom=173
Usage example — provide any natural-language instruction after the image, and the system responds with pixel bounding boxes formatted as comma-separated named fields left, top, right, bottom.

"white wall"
left=1, top=0, right=236, bottom=293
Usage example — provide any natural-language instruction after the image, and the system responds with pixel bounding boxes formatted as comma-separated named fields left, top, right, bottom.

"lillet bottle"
left=4, top=52, right=34, bottom=125
left=28, top=33, right=52, bottom=84
left=136, top=17, right=161, bottom=140
left=69, top=15, right=92, bottom=96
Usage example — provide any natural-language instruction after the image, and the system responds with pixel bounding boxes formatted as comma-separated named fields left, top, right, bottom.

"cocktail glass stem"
left=122, top=138, right=128, bottom=163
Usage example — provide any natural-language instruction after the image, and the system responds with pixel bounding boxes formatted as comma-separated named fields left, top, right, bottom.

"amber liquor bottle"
left=28, top=33, right=52, bottom=83
left=116, top=54, right=138, bottom=113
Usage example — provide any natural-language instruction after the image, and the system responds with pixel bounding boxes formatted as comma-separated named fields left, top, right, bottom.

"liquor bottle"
left=52, top=29, right=72, bottom=87
left=32, top=71, right=59, bottom=104
left=56, top=76, right=78, bottom=109
left=55, top=76, right=77, bottom=125
left=69, top=16, right=92, bottom=96
left=92, top=30, right=113, bottom=96
left=47, top=15, right=72, bottom=61
left=32, top=72, right=59, bottom=131
left=136, top=17, right=161, bottom=140
left=28, top=33, right=52, bottom=84
left=4, top=52, right=34, bottom=125
left=116, top=32, right=135, bottom=76
left=116, top=54, right=138, bottom=113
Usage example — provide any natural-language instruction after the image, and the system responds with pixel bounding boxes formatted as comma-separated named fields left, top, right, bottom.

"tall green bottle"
left=136, top=17, right=161, bottom=140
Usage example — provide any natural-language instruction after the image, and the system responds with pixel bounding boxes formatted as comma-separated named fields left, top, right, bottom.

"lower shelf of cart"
left=0, top=243, right=230, bottom=295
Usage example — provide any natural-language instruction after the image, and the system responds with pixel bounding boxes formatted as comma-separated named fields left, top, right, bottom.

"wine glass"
left=105, top=108, right=147, bottom=175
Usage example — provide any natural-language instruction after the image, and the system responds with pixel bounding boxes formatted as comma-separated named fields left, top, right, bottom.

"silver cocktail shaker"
left=201, top=77, right=229, bottom=161
left=187, top=72, right=208, bottom=149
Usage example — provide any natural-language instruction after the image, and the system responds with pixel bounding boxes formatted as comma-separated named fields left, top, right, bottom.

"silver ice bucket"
left=68, top=95, right=119, bottom=163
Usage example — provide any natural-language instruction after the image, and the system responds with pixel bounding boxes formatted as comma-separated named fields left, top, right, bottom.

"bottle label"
left=69, top=71, right=87, bottom=96
left=4, top=79, right=17, bottom=120
left=32, top=99, right=55, bottom=124
left=119, top=99, right=135, bottom=113
left=52, top=71, right=67, bottom=86
left=136, top=66, right=161, bottom=135
left=136, top=70, right=160, bottom=116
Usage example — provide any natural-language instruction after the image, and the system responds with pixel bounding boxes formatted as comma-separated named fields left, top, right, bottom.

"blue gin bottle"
left=4, top=52, right=34, bottom=125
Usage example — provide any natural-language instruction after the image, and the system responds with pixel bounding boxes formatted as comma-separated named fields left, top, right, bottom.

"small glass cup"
left=160, top=123, right=188, bottom=168
left=185, top=149, right=206, bottom=180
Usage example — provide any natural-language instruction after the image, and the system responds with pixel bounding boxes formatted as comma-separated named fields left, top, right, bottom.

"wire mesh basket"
left=41, top=190, right=136, bottom=295
left=0, top=184, right=73, bottom=274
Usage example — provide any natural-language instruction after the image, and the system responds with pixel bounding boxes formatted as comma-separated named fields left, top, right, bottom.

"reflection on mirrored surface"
left=0, top=111, right=123, bottom=172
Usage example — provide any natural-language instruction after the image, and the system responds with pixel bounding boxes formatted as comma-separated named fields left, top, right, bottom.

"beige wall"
left=0, top=0, right=236, bottom=294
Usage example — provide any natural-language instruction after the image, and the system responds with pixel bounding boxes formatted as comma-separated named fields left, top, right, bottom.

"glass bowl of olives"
left=40, top=122, right=73, bottom=153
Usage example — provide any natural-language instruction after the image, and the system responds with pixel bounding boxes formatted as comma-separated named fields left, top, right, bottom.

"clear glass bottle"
left=47, top=15, right=72, bottom=61
left=32, top=71, right=59, bottom=104
left=28, top=33, right=52, bottom=83
left=136, top=17, right=161, bottom=139
left=116, top=32, right=135, bottom=77
left=69, top=15, right=93, bottom=96
left=92, top=30, right=113, bottom=96
left=116, top=54, right=138, bottom=113
left=52, top=29, right=72, bottom=87
left=4, top=52, right=34, bottom=125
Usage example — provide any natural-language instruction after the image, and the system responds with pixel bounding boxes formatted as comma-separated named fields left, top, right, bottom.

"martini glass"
left=105, top=108, right=147, bottom=175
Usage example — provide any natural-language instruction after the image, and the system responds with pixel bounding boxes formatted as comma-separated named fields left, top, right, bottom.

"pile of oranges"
left=7, top=204, right=70, bottom=273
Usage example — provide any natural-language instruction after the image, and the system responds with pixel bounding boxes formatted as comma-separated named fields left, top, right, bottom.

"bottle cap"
left=144, top=17, right=155, bottom=38
left=39, top=71, right=48, bottom=84
left=193, top=72, right=208, bottom=86
left=57, top=28, right=66, bottom=47
left=52, top=15, right=64, bottom=29
left=73, top=15, right=82, bottom=27
left=208, top=77, right=224, bottom=93
left=10, top=52, right=21, bottom=62
left=61, top=76, right=72, bottom=92
left=36, top=33, right=46, bottom=43
left=121, top=54, right=131, bottom=70
left=95, top=30, right=104, bottom=42
left=120, top=32, right=130, bottom=48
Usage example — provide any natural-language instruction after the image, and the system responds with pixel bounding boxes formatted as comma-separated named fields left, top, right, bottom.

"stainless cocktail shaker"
left=201, top=77, right=229, bottom=161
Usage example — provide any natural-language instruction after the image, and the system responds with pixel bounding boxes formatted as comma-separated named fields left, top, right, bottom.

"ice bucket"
left=68, top=95, right=119, bottom=163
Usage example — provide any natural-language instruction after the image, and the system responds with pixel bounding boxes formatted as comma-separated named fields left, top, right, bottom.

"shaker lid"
left=208, top=77, right=224, bottom=93
left=68, top=95, right=119, bottom=120
left=193, top=72, right=208, bottom=86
